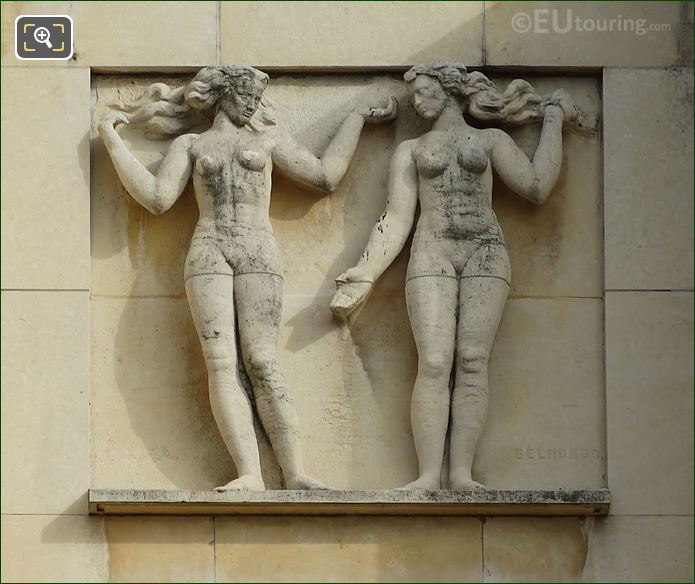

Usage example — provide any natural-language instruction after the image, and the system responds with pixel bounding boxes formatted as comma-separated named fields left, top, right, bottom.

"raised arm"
left=489, top=104, right=565, bottom=206
left=271, top=97, right=397, bottom=194
left=330, top=140, right=418, bottom=319
left=99, top=112, right=194, bottom=215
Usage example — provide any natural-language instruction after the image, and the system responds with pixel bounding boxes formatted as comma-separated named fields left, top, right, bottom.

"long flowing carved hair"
left=119, top=65, right=277, bottom=137
left=404, top=62, right=594, bottom=134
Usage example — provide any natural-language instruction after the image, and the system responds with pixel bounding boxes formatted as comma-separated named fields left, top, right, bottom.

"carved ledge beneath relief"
left=88, top=488, right=610, bottom=517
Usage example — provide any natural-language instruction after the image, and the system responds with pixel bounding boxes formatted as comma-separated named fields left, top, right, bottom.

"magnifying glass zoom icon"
left=33, top=27, right=53, bottom=49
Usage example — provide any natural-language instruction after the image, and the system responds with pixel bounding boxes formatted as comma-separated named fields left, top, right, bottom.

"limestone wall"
left=2, top=1, right=693, bottom=582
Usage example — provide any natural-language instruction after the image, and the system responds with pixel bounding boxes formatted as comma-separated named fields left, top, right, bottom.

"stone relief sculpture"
left=331, top=63, right=592, bottom=490
left=99, top=65, right=396, bottom=491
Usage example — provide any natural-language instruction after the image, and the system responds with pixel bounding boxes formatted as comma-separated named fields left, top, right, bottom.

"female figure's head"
left=187, top=65, right=269, bottom=126
left=404, top=62, right=547, bottom=126
left=404, top=62, right=466, bottom=121
left=405, top=71, right=454, bottom=121
left=122, top=64, right=275, bottom=136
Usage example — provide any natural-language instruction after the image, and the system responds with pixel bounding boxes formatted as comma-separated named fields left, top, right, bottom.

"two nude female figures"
left=100, top=63, right=578, bottom=491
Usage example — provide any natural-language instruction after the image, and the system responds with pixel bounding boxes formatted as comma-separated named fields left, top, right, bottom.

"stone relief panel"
left=91, top=70, right=602, bottom=491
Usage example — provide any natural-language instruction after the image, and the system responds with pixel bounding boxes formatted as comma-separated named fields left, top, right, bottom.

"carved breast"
left=457, top=145, right=488, bottom=175
left=195, top=155, right=222, bottom=176
left=415, top=141, right=488, bottom=179
left=415, top=147, right=449, bottom=178
left=239, top=149, right=267, bottom=172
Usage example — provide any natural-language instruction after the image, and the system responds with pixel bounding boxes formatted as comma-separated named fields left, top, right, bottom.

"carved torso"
left=413, top=127, right=501, bottom=243
left=191, top=127, right=274, bottom=236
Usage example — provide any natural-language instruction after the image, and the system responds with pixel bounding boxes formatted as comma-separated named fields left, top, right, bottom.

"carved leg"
left=234, top=273, right=327, bottom=490
left=185, top=274, right=265, bottom=491
left=399, top=276, right=458, bottom=489
left=449, top=276, right=509, bottom=490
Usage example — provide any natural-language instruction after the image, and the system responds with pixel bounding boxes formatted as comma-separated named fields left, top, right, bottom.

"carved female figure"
left=99, top=65, right=395, bottom=491
left=331, top=63, right=584, bottom=489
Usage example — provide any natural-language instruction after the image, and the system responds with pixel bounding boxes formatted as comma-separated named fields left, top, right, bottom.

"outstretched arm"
left=489, top=104, right=565, bottom=206
left=330, top=140, right=418, bottom=318
left=99, top=112, right=194, bottom=215
left=271, top=98, right=397, bottom=194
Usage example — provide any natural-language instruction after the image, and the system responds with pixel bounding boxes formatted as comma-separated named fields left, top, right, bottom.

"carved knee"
left=458, top=343, right=489, bottom=374
left=205, top=349, right=236, bottom=374
left=245, top=348, right=279, bottom=381
left=418, top=353, right=452, bottom=379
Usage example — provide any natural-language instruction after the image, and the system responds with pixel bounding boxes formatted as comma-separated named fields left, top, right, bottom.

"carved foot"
left=449, top=476, right=487, bottom=491
left=214, top=474, right=266, bottom=492
left=285, top=474, right=330, bottom=490
left=396, top=474, right=441, bottom=490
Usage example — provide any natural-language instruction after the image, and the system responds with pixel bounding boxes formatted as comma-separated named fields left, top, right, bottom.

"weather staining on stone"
left=99, top=64, right=397, bottom=491
left=331, top=62, right=592, bottom=490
